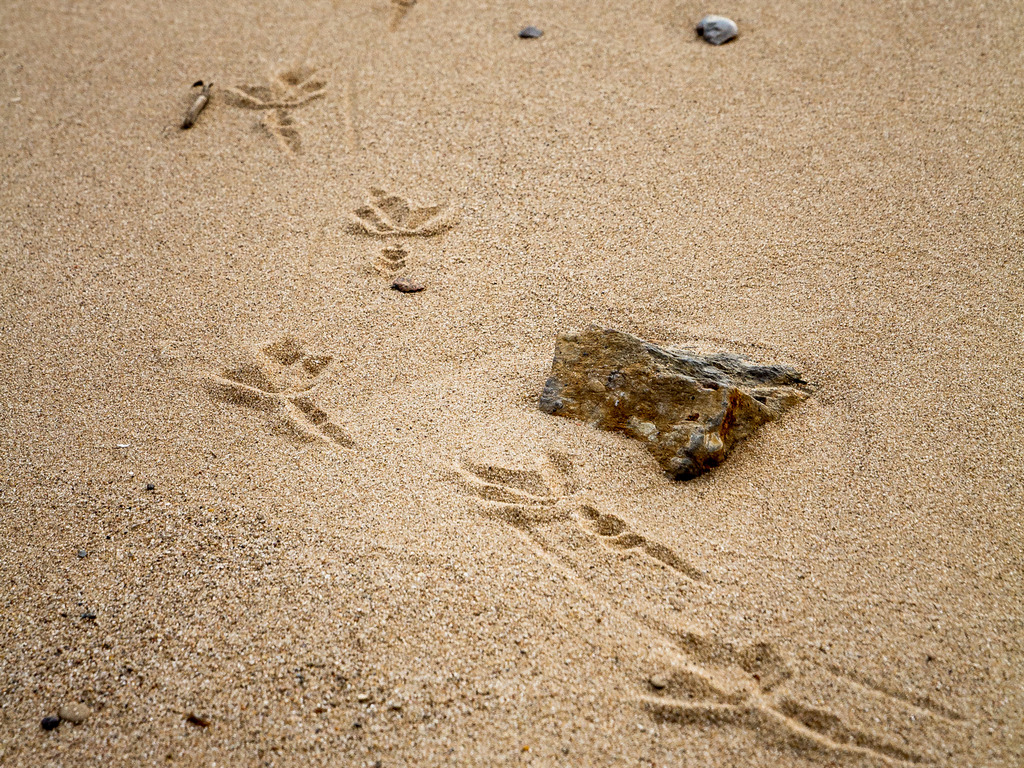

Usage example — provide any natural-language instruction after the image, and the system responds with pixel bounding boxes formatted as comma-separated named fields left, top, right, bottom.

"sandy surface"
left=1, top=0, right=1022, bottom=765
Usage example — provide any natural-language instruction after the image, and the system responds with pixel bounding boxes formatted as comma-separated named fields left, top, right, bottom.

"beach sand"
left=1, top=0, right=1022, bottom=765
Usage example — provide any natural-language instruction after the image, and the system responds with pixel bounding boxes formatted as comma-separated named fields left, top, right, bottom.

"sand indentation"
left=204, top=335, right=355, bottom=448
left=348, top=187, right=457, bottom=239
left=452, top=452, right=952, bottom=765
left=226, top=66, right=327, bottom=154
left=349, top=187, right=458, bottom=279
left=376, top=244, right=408, bottom=276
left=389, top=0, right=417, bottom=30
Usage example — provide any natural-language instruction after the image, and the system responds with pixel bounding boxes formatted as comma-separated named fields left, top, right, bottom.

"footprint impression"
left=452, top=453, right=963, bottom=765
left=225, top=65, right=327, bottom=154
left=204, top=335, right=355, bottom=448
left=348, top=187, right=457, bottom=279
left=389, top=0, right=418, bottom=30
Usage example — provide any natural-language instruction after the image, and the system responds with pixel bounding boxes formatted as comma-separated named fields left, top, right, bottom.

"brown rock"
left=391, top=276, right=425, bottom=293
left=538, top=327, right=812, bottom=479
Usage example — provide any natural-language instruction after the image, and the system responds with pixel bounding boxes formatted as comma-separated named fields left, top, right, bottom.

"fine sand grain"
left=1, top=0, right=1022, bottom=766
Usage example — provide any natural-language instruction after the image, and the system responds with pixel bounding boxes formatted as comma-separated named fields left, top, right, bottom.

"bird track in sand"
left=451, top=452, right=967, bottom=766
left=204, top=335, right=355, bottom=449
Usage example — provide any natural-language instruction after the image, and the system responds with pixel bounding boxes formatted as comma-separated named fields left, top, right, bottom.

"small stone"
left=80, top=611, right=97, bottom=620
left=58, top=703, right=91, bottom=724
left=696, top=15, right=738, bottom=45
left=77, top=550, right=87, bottom=558
left=356, top=693, right=371, bottom=703
left=518, top=26, right=543, bottom=39
left=145, top=483, right=155, bottom=491
left=391, top=277, right=425, bottom=293
left=186, top=713, right=210, bottom=727
left=649, top=674, right=669, bottom=690
left=386, top=699, right=403, bottom=711
left=41, top=715, right=61, bottom=731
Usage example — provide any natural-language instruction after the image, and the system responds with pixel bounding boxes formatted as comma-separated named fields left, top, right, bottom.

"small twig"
left=181, top=80, right=212, bottom=129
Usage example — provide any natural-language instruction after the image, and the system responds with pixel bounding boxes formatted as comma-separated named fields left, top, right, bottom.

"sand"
left=1, top=0, right=1022, bottom=765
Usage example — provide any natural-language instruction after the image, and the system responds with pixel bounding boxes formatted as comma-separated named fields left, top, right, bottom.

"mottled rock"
left=538, top=327, right=811, bottom=479
left=696, top=15, right=738, bottom=45
left=58, top=703, right=91, bottom=724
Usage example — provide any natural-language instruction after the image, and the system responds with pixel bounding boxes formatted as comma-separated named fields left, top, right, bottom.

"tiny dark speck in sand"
left=41, top=715, right=61, bottom=731
left=518, top=26, right=543, bottom=39
left=186, top=713, right=211, bottom=728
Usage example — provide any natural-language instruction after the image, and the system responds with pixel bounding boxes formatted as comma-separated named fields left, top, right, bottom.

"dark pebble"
left=186, top=713, right=211, bottom=728
left=41, top=715, right=61, bottom=731
left=77, top=550, right=87, bottom=558
left=145, top=483, right=155, bottom=491
left=518, top=26, right=543, bottom=39
left=81, top=611, right=97, bottom=620
left=391, top=277, right=425, bottom=293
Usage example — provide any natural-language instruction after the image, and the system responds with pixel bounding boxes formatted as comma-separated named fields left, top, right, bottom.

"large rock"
left=538, top=327, right=812, bottom=479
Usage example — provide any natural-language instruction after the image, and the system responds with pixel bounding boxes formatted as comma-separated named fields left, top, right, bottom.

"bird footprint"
left=225, top=65, right=327, bottom=153
left=204, top=335, right=355, bottom=448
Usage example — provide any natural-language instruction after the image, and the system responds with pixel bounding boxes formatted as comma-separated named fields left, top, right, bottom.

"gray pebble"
left=58, top=703, right=91, bottom=724
left=518, top=26, right=543, bottom=39
left=77, top=550, right=87, bottom=558
left=696, top=15, right=738, bottom=45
